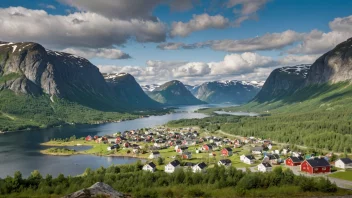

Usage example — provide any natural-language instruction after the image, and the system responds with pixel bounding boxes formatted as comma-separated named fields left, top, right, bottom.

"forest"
left=0, top=162, right=345, bottom=198
left=167, top=112, right=352, bottom=153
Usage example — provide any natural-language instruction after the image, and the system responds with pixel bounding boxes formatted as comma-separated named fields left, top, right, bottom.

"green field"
left=329, top=170, right=352, bottom=182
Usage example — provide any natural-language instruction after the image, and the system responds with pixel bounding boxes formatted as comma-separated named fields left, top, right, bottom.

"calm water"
left=0, top=104, right=229, bottom=178
left=214, top=111, right=259, bottom=116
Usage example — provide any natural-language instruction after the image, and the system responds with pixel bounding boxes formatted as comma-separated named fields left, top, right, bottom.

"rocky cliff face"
left=147, top=80, right=206, bottom=105
left=0, top=41, right=160, bottom=111
left=190, top=81, right=263, bottom=104
left=306, top=38, right=352, bottom=85
left=63, top=182, right=126, bottom=198
left=104, top=73, right=162, bottom=109
left=254, top=64, right=311, bottom=102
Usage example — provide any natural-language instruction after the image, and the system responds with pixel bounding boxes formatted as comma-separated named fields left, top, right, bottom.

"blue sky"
left=0, top=0, right=351, bottom=84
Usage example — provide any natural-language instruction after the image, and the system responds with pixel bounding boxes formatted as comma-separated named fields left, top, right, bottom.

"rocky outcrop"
left=147, top=80, right=206, bottom=105
left=0, top=41, right=163, bottom=111
left=254, top=64, right=311, bottom=102
left=62, top=182, right=126, bottom=198
left=306, top=38, right=352, bottom=84
left=104, top=73, right=162, bottom=109
left=189, top=81, right=263, bottom=104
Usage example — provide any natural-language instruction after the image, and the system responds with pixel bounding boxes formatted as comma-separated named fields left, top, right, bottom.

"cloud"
left=169, top=0, right=199, bottom=11
left=158, top=30, right=302, bottom=52
left=287, top=15, right=352, bottom=55
left=41, top=4, right=56, bottom=9
left=278, top=54, right=319, bottom=65
left=62, top=48, right=131, bottom=60
left=227, top=0, right=270, bottom=26
left=171, top=13, right=229, bottom=37
left=0, top=7, right=167, bottom=49
left=98, top=52, right=277, bottom=85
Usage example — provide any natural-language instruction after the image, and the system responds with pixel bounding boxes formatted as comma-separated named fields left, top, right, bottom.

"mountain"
left=253, top=64, right=311, bottom=102
left=103, top=73, right=161, bottom=109
left=147, top=80, right=206, bottom=105
left=188, top=80, right=263, bottom=104
left=306, top=37, right=352, bottom=85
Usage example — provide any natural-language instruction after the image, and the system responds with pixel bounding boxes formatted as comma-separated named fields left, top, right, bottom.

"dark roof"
left=266, top=154, right=280, bottom=159
left=169, top=160, right=180, bottom=167
left=306, top=158, right=330, bottom=167
left=339, top=158, right=352, bottom=164
left=290, top=156, right=304, bottom=163
left=196, top=162, right=207, bottom=169
left=224, top=147, right=233, bottom=152
left=261, top=162, right=272, bottom=168
left=245, top=155, right=255, bottom=160
left=252, top=147, right=263, bottom=151
left=152, top=151, right=160, bottom=155
left=147, top=162, right=156, bottom=168
left=220, top=159, right=232, bottom=164
left=204, top=144, right=213, bottom=148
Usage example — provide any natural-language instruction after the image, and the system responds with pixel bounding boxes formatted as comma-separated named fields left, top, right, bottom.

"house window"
left=322, top=167, right=326, bottom=171
left=314, top=168, right=318, bottom=171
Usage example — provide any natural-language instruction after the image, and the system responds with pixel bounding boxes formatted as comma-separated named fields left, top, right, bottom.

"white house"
left=258, top=162, right=272, bottom=172
left=252, top=147, right=263, bottom=155
left=165, top=160, right=181, bottom=173
left=149, top=151, right=160, bottom=159
left=192, top=162, right=207, bottom=173
left=240, top=155, right=256, bottom=165
left=143, top=162, right=156, bottom=172
left=335, top=158, right=352, bottom=169
left=218, top=159, right=232, bottom=167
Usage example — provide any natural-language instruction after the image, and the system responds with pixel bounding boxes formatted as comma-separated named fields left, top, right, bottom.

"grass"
left=329, top=170, right=352, bottom=181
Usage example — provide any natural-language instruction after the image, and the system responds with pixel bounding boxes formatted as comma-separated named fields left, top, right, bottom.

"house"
left=267, top=144, right=273, bottom=150
left=182, top=151, right=192, bottom=159
left=221, top=147, right=233, bottom=156
left=335, top=158, right=352, bottom=169
left=85, top=135, right=92, bottom=141
left=165, top=160, right=181, bottom=173
left=149, top=151, right=161, bottom=159
left=300, top=158, right=331, bottom=174
left=192, top=162, right=207, bottom=173
left=218, top=159, right=232, bottom=167
left=176, top=146, right=188, bottom=154
left=240, top=155, right=256, bottom=165
left=282, top=148, right=290, bottom=155
left=184, top=162, right=196, bottom=170
left=107, top=144, right=119, bottom=151
left=258, top=162, right=272, bottom=172
left=202, top=144, right=213, bottom=151
left=252, top=147, right=263, bottom=154
left=285, top=156, right=304, bottom=166
left=143, top=162, right=156, bottom=172
left=262, top=154, right=281, bottom=164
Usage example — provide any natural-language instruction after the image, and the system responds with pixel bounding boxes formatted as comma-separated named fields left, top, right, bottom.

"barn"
left=300, top=158, right=331, bottom=174
left=285, top=156, right=304, bottom=166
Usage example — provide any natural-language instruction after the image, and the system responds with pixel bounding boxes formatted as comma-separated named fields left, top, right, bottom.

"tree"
left=157, top=157, right=164, bottom=165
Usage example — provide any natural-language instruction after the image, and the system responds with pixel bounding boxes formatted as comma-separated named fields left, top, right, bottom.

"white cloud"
left=161, top=30, right=302, bottom=52
left=227, top=0, right=270, bottom=26
left=172, top=62, right=211, bottom=77
left=39, top=4, right=56, bottom=10
left=287, top=15, right=352, bottom=55
left=278, top=54, right=319, bottom=65
left=62, top=48, right=131, bottom=59
left=209, top=52, right=276, bottom=75
left=171, top=14, right=229, bottom=37
left=0, top=7, right=167, bottom=49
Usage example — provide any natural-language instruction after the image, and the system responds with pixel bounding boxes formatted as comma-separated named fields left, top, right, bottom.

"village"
left=42, top=126, right=352, bottom=182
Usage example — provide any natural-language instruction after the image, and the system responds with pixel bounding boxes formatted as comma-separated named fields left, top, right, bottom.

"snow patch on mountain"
left=278, top=64, right=311, bottom=78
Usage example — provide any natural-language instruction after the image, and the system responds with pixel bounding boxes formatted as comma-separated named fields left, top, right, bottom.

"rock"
left=253, top=64, right=311, bottom=102
left=188, top=80, right=263, bottom=104
left=147, top=80, right=206, bottom=105
left=306, top=37, right=352, bottom=84
left=62, top=182, right=126, bottom=198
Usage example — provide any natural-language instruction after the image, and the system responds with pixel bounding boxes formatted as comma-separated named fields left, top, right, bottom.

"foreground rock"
left=62, top=182, right=126, bottom=198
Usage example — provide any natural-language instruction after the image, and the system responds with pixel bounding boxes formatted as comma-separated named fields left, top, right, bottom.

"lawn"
left=329, top=170, right=352, bottom=181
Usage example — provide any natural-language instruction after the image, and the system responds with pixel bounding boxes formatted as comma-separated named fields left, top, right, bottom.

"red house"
left=221, top=147, right=233, bottom=156
left=202, top=144, right=213, bottom=151
left=300, top=158, right=331, bottom=174
left=285, top=156, right=304, bottom=166
left=85, top=135, right=92, bottom=141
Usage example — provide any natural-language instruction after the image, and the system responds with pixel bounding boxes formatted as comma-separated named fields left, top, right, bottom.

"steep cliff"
left=147, top=80, right=206, bottom=105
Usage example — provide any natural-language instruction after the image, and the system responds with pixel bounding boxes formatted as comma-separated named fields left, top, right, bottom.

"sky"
left=0, top=0, right=352, bottom=85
